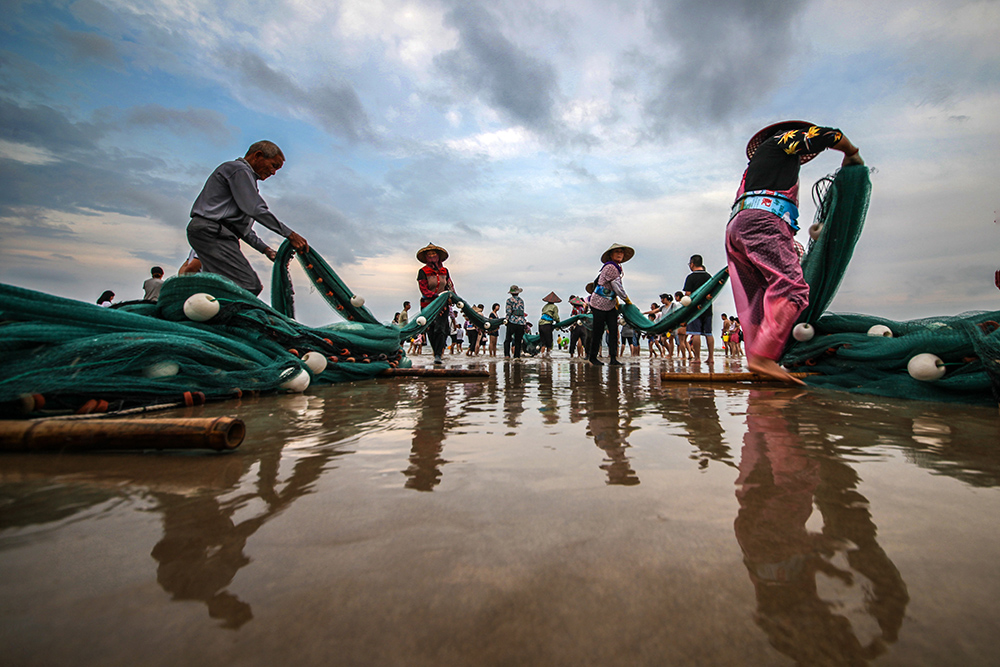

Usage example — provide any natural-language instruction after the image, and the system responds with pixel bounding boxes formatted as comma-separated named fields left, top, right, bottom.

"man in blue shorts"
left=683, top=254, right=715, bottom=362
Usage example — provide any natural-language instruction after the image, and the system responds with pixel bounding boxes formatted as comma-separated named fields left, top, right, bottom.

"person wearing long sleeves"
left=587, top=243, right=633, bottom=366
left=504, top=285, right=527, bottom=359
left=416, top=243, right=455, bottom=365
left=187, top=141, right=309, bottom=296
left=538, top=292, right=561, bottom=359
left=726, top=121, right=863, bottom=384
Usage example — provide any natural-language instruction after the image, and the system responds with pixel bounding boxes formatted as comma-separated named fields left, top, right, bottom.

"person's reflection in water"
left=150, top=493, right=256, bottom=629
left=652, top=383, right=733, bottom=471
left=568, top=362, right=586, bottom=425
left=537, top=362, right=559, bottom=424
left=584, top=367, right=640, bottom=485
left=734, top=388, right=908, bottom=664
left=503, top=361, right=526, bottom=429
left=151, top=394, right=361, bottom=629
left=686, top=387, right=731, bottom=470
left=403, top=381, right=451, bottom=491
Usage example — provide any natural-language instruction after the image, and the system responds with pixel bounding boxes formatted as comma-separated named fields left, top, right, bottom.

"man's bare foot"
left=748, top=355, right=806, bottom=386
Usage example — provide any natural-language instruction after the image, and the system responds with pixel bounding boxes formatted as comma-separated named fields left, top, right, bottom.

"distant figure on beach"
left=538, top=292, right=561, bottom=359
left=179, top=249, right=201, bottom=275
left=567, top=295, right=589, bottom=358
left=97, top=290, right=115, bottom=307
left=588, top=243, right=633, bottom=366
left=143, top=266, right=164, bottom=302
left=488, top=303, right=501, bottom=356
left=187, top=140, right=309, bottom=296
left=726, top=121, right=863, bottom=384
left=722, top=313, right=733, bottom=357
left=399, top=301, right=411, bottom=326
left=416, top=243, right=455, bottom=365
left=504, top=285, right=527, bottom=359
left=674, top=290, right=690, bottom=360
left=684, top=255, right=715, bottom=363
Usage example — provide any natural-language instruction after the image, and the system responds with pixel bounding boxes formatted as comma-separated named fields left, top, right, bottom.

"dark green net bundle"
left=781, top=165, right=1000, bottom=405
left=782, top=311, right=1000, bottom=405
left=0, top=272, right=410, bottom=416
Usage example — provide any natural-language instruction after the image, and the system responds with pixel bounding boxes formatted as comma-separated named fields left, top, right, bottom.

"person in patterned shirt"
left=587, top=243, right=634, bottom=366
left=504, top=285, right=527, bottom=359
left=726, top=121, right=863, bottom=384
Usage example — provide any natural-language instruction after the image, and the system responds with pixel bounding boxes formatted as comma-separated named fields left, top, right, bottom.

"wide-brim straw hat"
left=416, top=243, right=449, bottom=263
left=508, top=285, right=523, bottom=294
left=601, top=243, right=635, bottom=264
left=542, top=291, right=561, bottom=303
left=746, top=120, right=821, bottom=165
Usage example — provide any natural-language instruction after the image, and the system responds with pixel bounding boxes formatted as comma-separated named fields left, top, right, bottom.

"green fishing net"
left=0, top=272, right=408, bottom=416
left=781, top=165, right=1000, bottom=405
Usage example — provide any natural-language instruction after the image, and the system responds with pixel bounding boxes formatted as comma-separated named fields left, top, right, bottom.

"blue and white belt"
left=730, top=190, right=800, bottom=232
left=594, top=285, right=614, bottom=298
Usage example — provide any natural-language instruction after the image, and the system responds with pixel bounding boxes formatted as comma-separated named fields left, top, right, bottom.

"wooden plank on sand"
left=381, top=368, right=491, bottom=378
left=660, top=371, right=817, bottom=383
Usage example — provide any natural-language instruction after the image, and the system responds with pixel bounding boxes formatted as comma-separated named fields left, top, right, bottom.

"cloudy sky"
left=1, top=0, right=998, bottom=326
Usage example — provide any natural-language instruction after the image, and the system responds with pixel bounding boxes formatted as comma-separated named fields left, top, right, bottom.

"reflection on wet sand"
left=503, top=361, right=526, bottom=429
left=581, top=366, right=640, bottom=486
left=735, top=388, right=909, bottom=664
left=152, top=392, right=390, bottom=628
left=536, top=363, right=559, bottom=424
left=403, top=381, right=452, bottom=491
left=655, top=383, right=734, bottom=470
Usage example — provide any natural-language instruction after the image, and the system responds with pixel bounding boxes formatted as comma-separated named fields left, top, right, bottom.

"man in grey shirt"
left=187, top=140, right=309, bottom=295
left=142, top=266, right=164, bottom=302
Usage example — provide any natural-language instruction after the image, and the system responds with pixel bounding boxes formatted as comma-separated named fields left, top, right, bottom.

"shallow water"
left=2, top=353, right=1000, bottom=666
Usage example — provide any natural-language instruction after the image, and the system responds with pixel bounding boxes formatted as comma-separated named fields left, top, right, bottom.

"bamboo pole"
left=660, top=371, right=817, bottom=383
left=0, top=417, right=245, bottom=452
left=381, top=368, right=491, bottom=377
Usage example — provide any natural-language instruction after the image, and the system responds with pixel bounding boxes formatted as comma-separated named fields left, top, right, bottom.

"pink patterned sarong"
left=725, top=209, right=809, bottom=361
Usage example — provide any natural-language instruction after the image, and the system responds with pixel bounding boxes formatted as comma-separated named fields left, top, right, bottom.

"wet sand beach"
left=2, top=353, right=1000, bottom=666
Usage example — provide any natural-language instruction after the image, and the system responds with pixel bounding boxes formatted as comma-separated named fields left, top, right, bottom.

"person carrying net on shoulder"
left=726, top=121, right=863, bottom=384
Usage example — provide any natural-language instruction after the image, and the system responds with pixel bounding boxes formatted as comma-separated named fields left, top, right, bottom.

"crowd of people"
left=396, top=242, right=747, bottom=365
left=98, top=120, right=860, bottom=384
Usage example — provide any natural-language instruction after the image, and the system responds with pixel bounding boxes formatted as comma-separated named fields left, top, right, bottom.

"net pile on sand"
left=781, top=165, right=1000, bottom=405
left=0, top=272, right=408, bottom=416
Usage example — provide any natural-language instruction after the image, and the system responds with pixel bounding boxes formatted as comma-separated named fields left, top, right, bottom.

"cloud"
left=53, top=24, right=123, bottom=67
left=271, top=191, right=366, bottom=265
left=113, top=105, right=234, bottom=143
left=435, top=3, right=560, bottom=132
left=228, top=49, right=374, bottom=144
left=0, top=99, right=193, bottom=225
left=0, top=99, right=96, bottom=151
left=0, top=139, right=59, bottom=165
left=639, top=0, right=810, bottom=136
left=445, top=126, right=537, bottom=159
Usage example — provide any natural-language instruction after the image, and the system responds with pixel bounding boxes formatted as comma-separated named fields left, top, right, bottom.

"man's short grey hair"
left=245, top=140, right=284, bottom=160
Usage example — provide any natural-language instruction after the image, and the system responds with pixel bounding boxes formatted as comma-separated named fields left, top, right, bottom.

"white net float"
left=183, top=293, right=219, bottom=322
